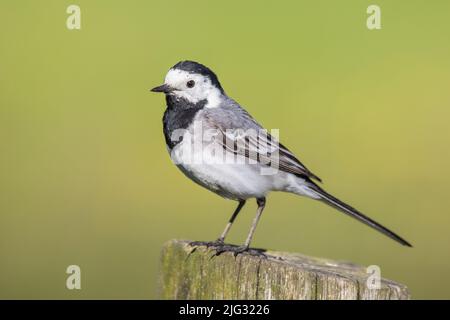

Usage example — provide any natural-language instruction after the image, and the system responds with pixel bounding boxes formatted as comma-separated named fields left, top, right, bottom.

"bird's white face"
left=164, top=69, right=223, bottom=108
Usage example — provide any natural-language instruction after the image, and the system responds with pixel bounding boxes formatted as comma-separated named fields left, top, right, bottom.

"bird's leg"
left=242, top=197, right=266, bottom=250
left=213, top=197, right=267, bottom=258
left=189, top=200, right=246, bottom=248
left=216, top=200, right=246, bottom=244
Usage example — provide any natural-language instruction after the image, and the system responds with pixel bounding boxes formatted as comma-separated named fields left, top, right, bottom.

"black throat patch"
left=162, top=95, right=207, bottom=150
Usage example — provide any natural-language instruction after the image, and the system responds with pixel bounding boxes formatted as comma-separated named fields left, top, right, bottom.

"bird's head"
left=151, top=61, right=225, bottom=108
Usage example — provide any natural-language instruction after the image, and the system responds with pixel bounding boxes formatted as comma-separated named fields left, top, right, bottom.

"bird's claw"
left=188, top=240, right=224, bottom=257
left=189, top=241, right=267, bottom=259
left=213, top=245, right=249, bottom=257
left=189, top=239, right=225, bottom=248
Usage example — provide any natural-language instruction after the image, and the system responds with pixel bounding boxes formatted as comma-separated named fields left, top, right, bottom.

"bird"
left=150, top=60, right=412, bottom=255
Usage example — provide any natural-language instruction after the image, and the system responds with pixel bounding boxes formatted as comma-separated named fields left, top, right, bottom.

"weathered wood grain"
left=159, top=239, right=410, bottom=300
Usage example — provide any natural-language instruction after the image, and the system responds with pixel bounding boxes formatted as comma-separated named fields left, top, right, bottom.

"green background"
left=1, top=1, right=449, bottom=299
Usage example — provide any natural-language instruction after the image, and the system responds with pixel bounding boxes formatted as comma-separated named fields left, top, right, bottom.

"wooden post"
left=159, top=239, right=410, bottom=300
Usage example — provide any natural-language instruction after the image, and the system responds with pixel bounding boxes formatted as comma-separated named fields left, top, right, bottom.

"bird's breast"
left=162, top=96, right=207, bottom=150
left=168, top=135, right=275, bottom=200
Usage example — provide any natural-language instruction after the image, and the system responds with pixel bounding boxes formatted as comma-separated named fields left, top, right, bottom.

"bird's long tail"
left=306, top=184, right=412, bottom=247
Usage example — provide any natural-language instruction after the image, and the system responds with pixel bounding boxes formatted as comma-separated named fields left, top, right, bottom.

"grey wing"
left=203, top=100, right=322, bottom=183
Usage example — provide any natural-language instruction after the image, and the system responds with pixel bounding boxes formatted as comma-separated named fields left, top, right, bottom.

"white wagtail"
left=151, top=60, right=411, bottom=255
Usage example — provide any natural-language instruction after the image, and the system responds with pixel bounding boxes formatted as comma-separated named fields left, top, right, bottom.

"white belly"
left=167, top=127, right=320, bottom=200
left=169, top=140, right=276, bottom=200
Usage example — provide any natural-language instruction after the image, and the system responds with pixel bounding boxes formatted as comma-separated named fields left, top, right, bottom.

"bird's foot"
left=188, top=240, right=267, bottom=258
left=212, top=244, right=267, bottom=259
left=187, top=239, right=225, bottom=257
left=189, top=239, right=225, bottom=248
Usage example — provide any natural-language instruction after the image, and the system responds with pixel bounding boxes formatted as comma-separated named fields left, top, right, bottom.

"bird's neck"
left=165, top=94, right=207, bottom=111
left=163, top=95, right=207, bottom=150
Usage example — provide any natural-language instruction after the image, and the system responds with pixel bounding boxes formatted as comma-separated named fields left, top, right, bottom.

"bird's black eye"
left=186, top=80, right=195, bottom=88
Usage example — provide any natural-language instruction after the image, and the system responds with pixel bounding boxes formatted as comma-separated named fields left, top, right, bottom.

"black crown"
left=172, top=60, right=224, bottom=93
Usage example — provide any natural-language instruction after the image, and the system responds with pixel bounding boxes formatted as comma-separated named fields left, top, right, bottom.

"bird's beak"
left=150, top=83, right=173, bottom=93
